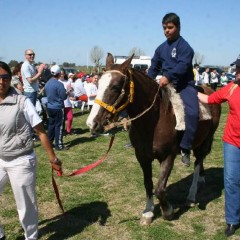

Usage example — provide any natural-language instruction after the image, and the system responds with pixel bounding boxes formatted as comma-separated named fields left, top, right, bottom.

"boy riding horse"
left=147, top=12, right=199, bottom=167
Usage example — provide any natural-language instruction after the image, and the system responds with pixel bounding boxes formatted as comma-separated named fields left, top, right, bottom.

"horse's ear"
left=120, top=54, right=134, bottom=73
left=106, top=53, right=114, bottom=70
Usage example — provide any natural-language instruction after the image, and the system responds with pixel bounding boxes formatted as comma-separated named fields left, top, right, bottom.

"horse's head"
left=86, top=53, right=134, bottom=134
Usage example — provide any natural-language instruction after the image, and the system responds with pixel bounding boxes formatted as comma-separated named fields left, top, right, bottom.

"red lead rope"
left=68, top=134, right=115, bottom=176
left=51, top=135, right=115, bottom=213
left=52, top=169, right=65, bottom=213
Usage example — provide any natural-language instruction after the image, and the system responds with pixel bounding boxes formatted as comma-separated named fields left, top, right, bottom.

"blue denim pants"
left=47, top=108, right=64, bottom=148
left=24, top=91, right=38, bottom=106
left=179, top=84, right=199, bottom=150
left=224, top=141, right=240, bottom=224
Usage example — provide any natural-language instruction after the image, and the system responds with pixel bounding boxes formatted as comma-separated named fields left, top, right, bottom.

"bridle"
left=94, top=69, right=134, bottom=119
left=94, top=68, right=161, bottom=131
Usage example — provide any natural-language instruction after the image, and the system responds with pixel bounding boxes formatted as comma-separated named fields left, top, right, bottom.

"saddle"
left=166, top=85, right=212, bottom=131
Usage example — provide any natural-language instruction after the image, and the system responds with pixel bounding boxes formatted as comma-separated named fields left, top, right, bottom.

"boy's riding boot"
left=181, top=148, right=190, bottom=167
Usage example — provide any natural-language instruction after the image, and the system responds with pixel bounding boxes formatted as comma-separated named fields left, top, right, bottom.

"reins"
left=51, top=135, right=115, bottom=213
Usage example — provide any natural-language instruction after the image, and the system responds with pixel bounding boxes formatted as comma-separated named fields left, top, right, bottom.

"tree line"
left=5, top=46, right=207, bottom=70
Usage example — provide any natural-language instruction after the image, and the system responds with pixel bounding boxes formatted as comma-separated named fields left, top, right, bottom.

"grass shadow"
left=38, top=201, right=111, bottom=240
left=73, top=110, right=90, bottom=118
left=71, top=127, right=89, bottom=135
left=153, top=167, right=224, bottom=221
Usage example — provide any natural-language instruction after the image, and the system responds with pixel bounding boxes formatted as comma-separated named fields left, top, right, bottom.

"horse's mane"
left=130, top=68, right=171, bottom=113
left=160, top=87, right=171, bottom=114
left=108, top=65, right=171, bottom=114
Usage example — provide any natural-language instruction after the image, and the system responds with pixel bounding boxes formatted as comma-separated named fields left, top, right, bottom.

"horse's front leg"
left=137, top=156, right=155, bottom=225
left=186, top=158, right=205, bottom=207
left=155, top=154, right=175, bottom=220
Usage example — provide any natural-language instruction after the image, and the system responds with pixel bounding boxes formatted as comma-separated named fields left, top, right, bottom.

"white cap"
left=50, top=65, right=61, bottom=76
left=68, top=72, right=74, bottom=78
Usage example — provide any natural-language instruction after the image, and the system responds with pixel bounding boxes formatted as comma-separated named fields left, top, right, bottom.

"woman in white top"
left=0, top=61, right=62, bottom=240
left=201, top=67, right=210, bottom=86
left=85, top=75, right=98, bottom=110
left=210, top=69, right=219, bottom=91
left=220, top=71, right=228, bottom=86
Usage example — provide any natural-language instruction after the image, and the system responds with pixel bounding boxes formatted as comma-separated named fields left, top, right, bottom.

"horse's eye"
left=112, top=85, right=122, bottom=92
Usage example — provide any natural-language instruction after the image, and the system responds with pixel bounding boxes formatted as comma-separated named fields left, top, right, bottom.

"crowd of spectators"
left=193, top=65, right=236, bottom=90
left=10, top=49, right=104, bottom=143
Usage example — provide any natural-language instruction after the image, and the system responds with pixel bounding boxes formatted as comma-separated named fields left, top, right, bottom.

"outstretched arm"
left=34, top=123, right=62, bottom=172
left=198, top=92, right=209, bottom=104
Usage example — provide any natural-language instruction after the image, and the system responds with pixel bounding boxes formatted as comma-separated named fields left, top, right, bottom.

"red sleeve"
left=208, top=83, right=234, bottom=104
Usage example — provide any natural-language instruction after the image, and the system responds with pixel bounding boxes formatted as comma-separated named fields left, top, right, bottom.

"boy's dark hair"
left=162, top=13, right=180, bottom=29
left=194, top=63, right=199, bottom=68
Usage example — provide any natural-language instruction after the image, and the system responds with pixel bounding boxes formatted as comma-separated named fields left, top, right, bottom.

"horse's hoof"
left=162, top=212, right=174, bottom=221
left=140, top=212, right=153, bottom=225
left=140, top=217, right=153, bottom=225
left=185, top=199, right=196, bottom=208
left=161, top=205, right=174, bottom=221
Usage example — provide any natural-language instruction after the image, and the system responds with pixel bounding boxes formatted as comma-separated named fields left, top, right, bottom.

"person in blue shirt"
left=45, top=65, right=68, bottom=151
left=148, top=12, right=199, bottom=167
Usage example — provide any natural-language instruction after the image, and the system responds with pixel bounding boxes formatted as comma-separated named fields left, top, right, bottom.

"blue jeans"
left=179, top=84, right=199, bottom=150
left=47, top=108, right=64, bottom=148
left=24, top=91, right=38, bottom=106
left=224, top=141, right=240, bottom=224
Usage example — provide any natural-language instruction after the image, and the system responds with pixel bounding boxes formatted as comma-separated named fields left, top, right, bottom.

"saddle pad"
left=166, top=85, right=212, bottom=131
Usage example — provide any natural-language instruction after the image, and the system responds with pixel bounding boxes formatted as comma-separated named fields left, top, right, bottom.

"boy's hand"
left=159, top=76, right=169, bottom=87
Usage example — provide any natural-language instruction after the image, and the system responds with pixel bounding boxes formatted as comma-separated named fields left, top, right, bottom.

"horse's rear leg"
left=186, top=158, right=205, bottom=207
left=186, top=140, right=211, bottom=207
left=138, top=158, right=155, bottom=225
left=155, top=155, right=175, bottom=220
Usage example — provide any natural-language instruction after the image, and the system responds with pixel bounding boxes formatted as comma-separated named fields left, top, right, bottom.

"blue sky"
left=1, top=0, right=239, bottom=67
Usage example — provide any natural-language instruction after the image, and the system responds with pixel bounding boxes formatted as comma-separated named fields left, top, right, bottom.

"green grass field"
left=0, top=103, right=235, bottom=240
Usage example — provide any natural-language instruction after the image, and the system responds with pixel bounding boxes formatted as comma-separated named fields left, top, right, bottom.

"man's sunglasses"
left=26, top=53, right=35, bottom=56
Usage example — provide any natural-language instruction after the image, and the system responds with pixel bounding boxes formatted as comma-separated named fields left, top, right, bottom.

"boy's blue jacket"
left=148, top=36, right=195, bottom=91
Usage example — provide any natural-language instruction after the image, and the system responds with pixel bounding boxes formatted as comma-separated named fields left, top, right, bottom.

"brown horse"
left=86, top=53, right=221, bottom=225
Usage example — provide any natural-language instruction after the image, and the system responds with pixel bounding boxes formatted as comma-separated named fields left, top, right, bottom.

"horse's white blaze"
left=86, top=73, right=113, bottom=129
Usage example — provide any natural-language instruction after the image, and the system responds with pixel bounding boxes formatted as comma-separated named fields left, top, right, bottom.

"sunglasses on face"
left=26, top=53, right=35, bottom=56
left=0, top=74, right=11, bottom=81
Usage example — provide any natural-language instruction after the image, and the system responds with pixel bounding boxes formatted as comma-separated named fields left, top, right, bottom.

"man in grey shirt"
left=21, top=49, right=44, bottom=106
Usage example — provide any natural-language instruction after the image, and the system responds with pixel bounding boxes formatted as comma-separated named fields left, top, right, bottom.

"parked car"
left=226, top=73, right=236, bottom=82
